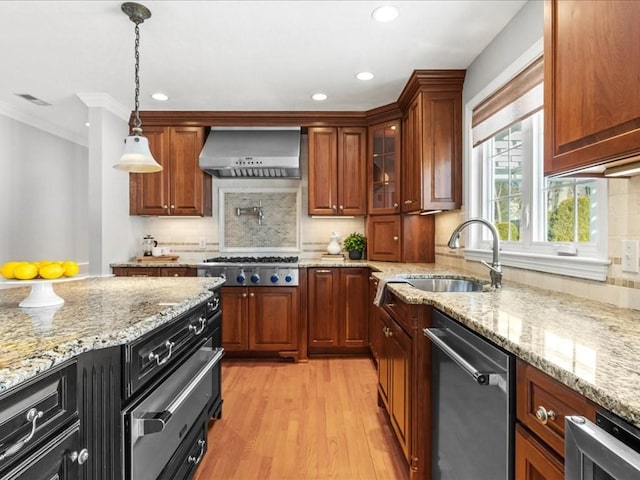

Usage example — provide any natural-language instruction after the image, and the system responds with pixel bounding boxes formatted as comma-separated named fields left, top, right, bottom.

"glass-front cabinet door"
left=368, top=120, right=401, bottom=215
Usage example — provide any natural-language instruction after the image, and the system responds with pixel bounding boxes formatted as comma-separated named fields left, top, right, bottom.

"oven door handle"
left=424, top=327, right=503, bottom=387
left=134, top=348, right=224, bottom=436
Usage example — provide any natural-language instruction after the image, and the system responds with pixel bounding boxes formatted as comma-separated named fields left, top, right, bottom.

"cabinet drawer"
left=1, top=423, right=80, bottom=480
left=516, top=360, right=596, bottom=457
left=382, top=292, right=414, bottom=334
left=158, top=414, right=207, bottom=480
left=0, top=361, right=77, bottom=473
left=123, top=303, right=214, bottom=399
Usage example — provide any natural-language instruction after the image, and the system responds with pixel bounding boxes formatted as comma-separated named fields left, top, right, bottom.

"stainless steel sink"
left=400, top=277, right=485, bottom=292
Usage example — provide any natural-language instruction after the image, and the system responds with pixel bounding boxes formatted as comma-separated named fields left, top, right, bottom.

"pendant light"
left=113, top=2, right=162, bottom=173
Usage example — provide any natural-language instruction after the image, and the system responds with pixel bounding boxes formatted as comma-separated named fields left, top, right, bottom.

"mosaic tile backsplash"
left=224, top=192, right=298, bottom=249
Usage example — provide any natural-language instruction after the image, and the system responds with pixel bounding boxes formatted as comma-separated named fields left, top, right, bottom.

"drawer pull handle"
left=535, top=406, right=557, bottom=425
left=69, top=448, right=90, bottom=465
left=149, top=340, right=175, bottom=366
left=189, top=316, right=207, bottom=336
left=0, top=408, right=43, bottom=461
left=208, top=297, right=220, bottom=311
left=387, top=303, right=396, bottom=307
left=188, top=439, right=206, bottom=465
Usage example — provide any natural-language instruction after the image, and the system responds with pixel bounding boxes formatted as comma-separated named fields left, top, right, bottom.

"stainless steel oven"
left=565, top=410, right=640, bottom=479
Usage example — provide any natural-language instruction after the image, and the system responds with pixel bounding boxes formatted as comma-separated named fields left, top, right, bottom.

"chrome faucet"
left=447, top=218, right=502, bottom=289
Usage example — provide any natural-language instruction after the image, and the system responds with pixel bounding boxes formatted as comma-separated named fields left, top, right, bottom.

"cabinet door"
left=308, top=128, right=338, bottom=215
left=515, top=425, right=564, bottom=480
left=130, top=126, right=170, bottom=215
left=339, top=268, right=369, bottom=347
left=376, top=310, right=391, bottom=410
left=402, top=95, right=422, bottom=213
left=221, top=287, right=248, bottom=351
left=544, top=0, right=640, bottom=175
left=337, top=127, right=367, bottom=215
left=388, top=315, right=411, bottom=460
left=168, top=127, right=210, bottom=216
left=421, top=91, right=462, bottom=210
left=307, top=268, right=340, bottom=348
left=248, top=288, right=298, bottom=351
left=368, top=277, right=382, bottom=363
left=369, top=121, right=401, bottom=215
left=366, top=215, right=401, bottom=262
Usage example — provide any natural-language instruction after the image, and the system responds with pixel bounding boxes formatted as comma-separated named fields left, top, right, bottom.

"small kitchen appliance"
left=197, top=256, right=299, bottom=286
left=142, top=235, right=157, bottom=256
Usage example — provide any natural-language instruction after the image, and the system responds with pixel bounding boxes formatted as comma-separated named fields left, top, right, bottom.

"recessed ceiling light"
left=85, top=122, right=90, bottom=127
left=372, top=5, right=398, bottom=23
left=312, top=93, right=328, bottom=101
left=356, top=72, right=375, bottom=81
left=151, top=92, right=169, bottom=101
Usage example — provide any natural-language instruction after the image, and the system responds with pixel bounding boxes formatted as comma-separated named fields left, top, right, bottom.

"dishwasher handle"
left=424, top=327, right=501, bottom=387
left=135, top=347, right=224, bottom=436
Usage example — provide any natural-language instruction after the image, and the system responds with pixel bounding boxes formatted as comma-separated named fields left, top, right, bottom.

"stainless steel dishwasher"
left=424, top=309, right=514, bottom=480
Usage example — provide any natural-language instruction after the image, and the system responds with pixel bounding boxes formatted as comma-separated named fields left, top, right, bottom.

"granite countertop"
left=0, top=276, right=223, bottom=393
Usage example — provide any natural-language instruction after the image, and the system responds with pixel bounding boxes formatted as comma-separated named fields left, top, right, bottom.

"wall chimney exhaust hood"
left=199, top=126, right=301, bottom=178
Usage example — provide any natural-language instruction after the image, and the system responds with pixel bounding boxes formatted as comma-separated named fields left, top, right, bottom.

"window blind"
left=472, top=56, right=543, bottom=147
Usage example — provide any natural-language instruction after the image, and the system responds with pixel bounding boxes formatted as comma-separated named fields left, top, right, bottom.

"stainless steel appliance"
left=197, top=256, right=299, bottom=286
left=424, top=309, right=514, bottom=479
left=199, top=127, right=302, bottom=178
left=122, top=292, right=223, bottom=480
left=565, top=410, right=640, bottom=479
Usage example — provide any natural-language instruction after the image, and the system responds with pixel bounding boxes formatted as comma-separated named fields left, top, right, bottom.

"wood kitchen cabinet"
left=398, top=71, right=465, bottom=213
left=221, top=287, right=299, bottom=360
left=366, top=214, right=435, bottom=263
left=111, top=266, right=197, bottom=277
left=515, top=359, right=598, bottom=479
left=129, top=126, right=212, bottom=216
left=544, top=0, right=640, bottom=175
left=369, top=120, right=401, bottom=215
left=307, top=267, right=369, bottom=353
left=308, top=127, right=367, bottom=216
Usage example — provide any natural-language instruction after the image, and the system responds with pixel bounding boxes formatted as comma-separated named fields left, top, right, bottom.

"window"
left=465, top=49, right=608, bottom=280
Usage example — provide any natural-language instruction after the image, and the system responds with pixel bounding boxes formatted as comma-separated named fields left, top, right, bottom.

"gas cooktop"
left=202, top=256, right=299, bottom=264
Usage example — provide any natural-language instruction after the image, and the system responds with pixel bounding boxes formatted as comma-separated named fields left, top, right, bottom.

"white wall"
left=0, top=114, right=89, bottom=267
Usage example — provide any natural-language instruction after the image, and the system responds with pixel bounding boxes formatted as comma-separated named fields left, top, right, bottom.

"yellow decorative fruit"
left=1, top=261, right=21, bottom=279
left=39, top=263, right=64, bottom=280
left=13, top=263, right=38, bottom=280
left=62, top=261, right=79, bottom=277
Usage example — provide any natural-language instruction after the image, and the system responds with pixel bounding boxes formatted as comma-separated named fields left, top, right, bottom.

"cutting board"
left=135, top=255, right=180, bottom=263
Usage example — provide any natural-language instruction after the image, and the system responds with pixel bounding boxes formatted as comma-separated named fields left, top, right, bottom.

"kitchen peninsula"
left=0, top=276, right=223, bottom=480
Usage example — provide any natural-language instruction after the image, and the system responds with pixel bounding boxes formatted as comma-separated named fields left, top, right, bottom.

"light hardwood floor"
left=193, top=357, right=409, bottom=480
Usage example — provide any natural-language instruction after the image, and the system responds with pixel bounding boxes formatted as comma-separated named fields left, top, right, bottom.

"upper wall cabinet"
left=398, top=71, right=465, bottom=213
left=308, top=127, right=367, bottom=216
left=369, top=120, right=401, bottom=215
left=544, top=0, right=640, bottom=176
left=130, top=126, right=212, bottom=216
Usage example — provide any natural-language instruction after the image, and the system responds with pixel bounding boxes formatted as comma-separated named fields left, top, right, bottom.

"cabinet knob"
left=249, top=292, right=255, bottom=297
left=535, top=405, right=557, bottom=425
left=339, top=205, right=344, bottom=210
left=242, top=293, right=248, bottom=298
left=393, top=203, right=399, bottom=208
left=173, top=273, right=179, bottom=277
left=163, top=205, right=168, bottom=209
left=404, top=200, right=412, bottom=205
left=393, top=236, right=399, bottom=241
left=170, top=205, right=175, bottom=209
left=70, top=448, right=89, bottom=465
left=332, top=205, right=337, bottom=210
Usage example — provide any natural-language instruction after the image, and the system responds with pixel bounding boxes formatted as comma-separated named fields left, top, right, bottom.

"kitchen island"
left=0, top=276, right=223, bottom=392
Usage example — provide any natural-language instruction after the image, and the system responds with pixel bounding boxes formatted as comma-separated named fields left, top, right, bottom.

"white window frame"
left=462, top=39, right=610, bottom=281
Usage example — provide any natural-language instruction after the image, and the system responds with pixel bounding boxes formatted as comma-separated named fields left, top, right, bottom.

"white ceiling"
left=0, top=0, right=527, bottom=145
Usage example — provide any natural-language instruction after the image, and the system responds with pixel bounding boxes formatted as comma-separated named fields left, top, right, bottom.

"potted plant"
left=343, top=232, right=367, bottom=260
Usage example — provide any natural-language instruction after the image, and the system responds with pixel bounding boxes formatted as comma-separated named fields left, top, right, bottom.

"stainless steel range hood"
left=199, top=126, right=301, bottom=178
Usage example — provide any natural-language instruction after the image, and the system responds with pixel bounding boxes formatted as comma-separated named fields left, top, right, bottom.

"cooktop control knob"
left=236, top=271, right=246, bottom=284
left=285, top=274, right=293, bottom=283
left=251, top=273, right=260, bottom=284
left=270, top=274, right=279, bottom=283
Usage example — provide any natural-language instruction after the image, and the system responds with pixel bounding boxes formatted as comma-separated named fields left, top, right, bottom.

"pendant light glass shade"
left=115, top=132, right=162, bottom=172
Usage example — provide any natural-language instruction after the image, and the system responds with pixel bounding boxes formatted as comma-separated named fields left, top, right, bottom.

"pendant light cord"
left=133, top=23, right=142, bottom=131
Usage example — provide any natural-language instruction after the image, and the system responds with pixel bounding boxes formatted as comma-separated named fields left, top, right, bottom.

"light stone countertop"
left=0, top=276, right=223, bottom=393
left=112, top=258, right=640, bottom=426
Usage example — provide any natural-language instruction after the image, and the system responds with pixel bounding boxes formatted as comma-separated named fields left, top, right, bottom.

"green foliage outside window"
left=548, top=196, right=591, bottom=242
left=496, top=222, right=520, bottom=241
